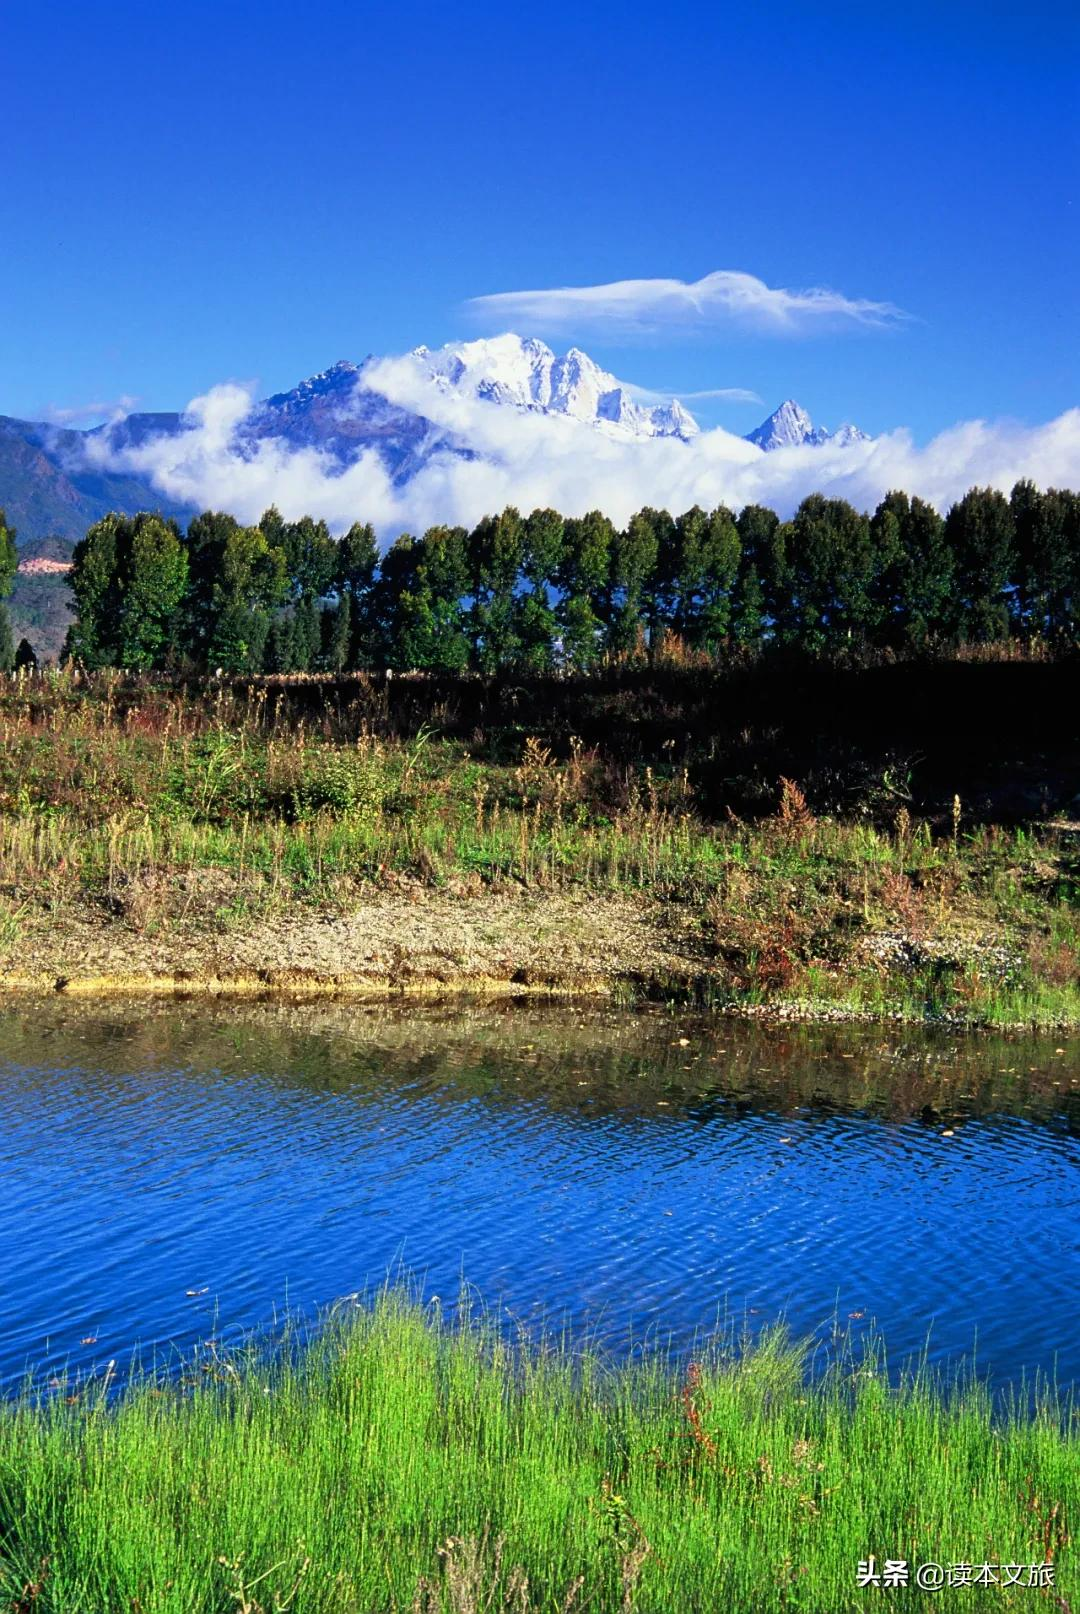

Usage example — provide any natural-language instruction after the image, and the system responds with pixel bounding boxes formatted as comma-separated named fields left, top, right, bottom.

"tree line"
left=15, top=481, right=1079, bottom=675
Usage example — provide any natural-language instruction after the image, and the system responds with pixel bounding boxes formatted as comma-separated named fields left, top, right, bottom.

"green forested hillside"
left=8, top=534, right=75, bottom=662
left=0, top=416, right=189, bottom=542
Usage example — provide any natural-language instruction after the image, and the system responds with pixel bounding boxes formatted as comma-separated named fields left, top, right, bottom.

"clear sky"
left=4, top=0, right=1077, bottom=439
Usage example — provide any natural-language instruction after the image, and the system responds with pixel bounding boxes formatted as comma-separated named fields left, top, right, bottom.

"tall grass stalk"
left=0, top=1293, right=1076, bottom=1611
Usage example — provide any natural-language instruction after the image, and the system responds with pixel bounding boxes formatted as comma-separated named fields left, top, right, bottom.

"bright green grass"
left=0, top=1294, right=1075, bottom=1612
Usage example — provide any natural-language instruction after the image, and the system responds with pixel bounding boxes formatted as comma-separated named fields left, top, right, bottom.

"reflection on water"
left=1, top=998, right=1078, bottom=1390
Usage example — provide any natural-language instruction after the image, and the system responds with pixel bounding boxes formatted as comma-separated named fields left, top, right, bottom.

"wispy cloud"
left=44, top=394, right=139, bottom=427
left=467, top=270, right=908, bottom=337
left=683, top=388, right=765, bottom=403
left=623, top=383, right=764, bottom=407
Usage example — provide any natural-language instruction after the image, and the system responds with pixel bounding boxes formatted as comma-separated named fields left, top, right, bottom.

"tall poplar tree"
left=607, top=508, right=659, bottom=656
left=557, top=510, right=613, bottom=671
left=323, top=592, right=352, bottom=673
left=945, top=487, right=1015, bottom=642
left=186, top=512, right=288, bottom=672
left=870, top=491, right=952, bottom=647
left=514, top=507, right=564, bottom=672
left=468, top=507, right=524, bottom=673
left=409, top=524, right=471, bottom=671
left=336, top=521, right=379, bottom=666
left=671, top=505, right=740, bottom=650
left=66, top=512, right=188, bottom=669
left=785, top=495, right=876, bottom=653
left=634, top=508, right=678, bottom=655
left=734, top=504, right=781, bottom=645
left=1012, top=481, right=1075, bottom=639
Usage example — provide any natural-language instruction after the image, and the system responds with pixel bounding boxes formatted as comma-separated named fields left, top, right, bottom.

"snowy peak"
left=650, top=399, right=699, bottom=439
left=829, top=422, right=871, bottom=447
left=745, top=399, right=820, bottom=450
left=263, top=359, right=363, bottom=412
left=746, top=399, right=869, bottom=451
left=409, top=335, right=699, bottom=441
left=412, top=334, right=556, bottom=411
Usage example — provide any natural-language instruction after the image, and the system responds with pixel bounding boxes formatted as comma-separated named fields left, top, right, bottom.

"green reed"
left=0, top=1292, right=1075, bottom=1612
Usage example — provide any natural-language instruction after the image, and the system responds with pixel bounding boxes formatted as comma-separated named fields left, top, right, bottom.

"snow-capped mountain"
left=247, top=359, right=442, bottom=481
left=745, top=399, right=870, bottom=452
left=411, top=335, right=700, bottom=441
left=100, top=344, right=864, bottom=474
left=0, top=337, right=870, bottom=542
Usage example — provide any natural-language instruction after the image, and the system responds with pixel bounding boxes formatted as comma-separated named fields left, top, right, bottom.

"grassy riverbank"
left=0, top=1294, right=1076, bottom=1613
left=0, top=664, right=1076, bottom=1023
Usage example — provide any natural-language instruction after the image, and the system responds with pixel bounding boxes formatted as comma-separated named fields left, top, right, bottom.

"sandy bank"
left=0, top=886, right=710, bottom=1000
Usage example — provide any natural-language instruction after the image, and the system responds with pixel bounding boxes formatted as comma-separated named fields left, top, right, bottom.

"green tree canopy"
left=1012, top=481, right=1076, bottom=638
left=67, top=512, right=187, bottom=669
left=945, top=487, right=1015, bottom=642
left=607, top=508, right=660, bottom=656
left=870, top=490, right=952, bottom=647
left=187, top=512, right=288, bottom=673
left=557, top=510, right=613, bottom=671
left=783, top=495, right=877, bottom=653
left=513, top=508, right=565, bottom=671
left=671, top=505, right=741, bottom=650
left=469, top=508, right=525, bottom=673
left=56, top=481, right=1077, bottom=677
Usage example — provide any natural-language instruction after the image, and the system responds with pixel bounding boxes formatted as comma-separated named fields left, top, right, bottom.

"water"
left=2, top=998, right=1079, bottom=1391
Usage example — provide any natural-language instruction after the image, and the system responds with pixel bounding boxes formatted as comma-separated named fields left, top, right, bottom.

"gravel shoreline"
left=0, top=884, right=1075, bottom=1029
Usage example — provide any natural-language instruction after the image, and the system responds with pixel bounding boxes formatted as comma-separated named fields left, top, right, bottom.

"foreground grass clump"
left=0, top=1295, right=1076, bottom=1612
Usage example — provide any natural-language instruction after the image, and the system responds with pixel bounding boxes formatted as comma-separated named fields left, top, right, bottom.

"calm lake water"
left=1, top=999, right=1078, bottom=1391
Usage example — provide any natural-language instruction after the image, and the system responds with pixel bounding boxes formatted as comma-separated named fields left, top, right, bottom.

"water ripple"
left=1, top=1005, right=1078, bottom=1388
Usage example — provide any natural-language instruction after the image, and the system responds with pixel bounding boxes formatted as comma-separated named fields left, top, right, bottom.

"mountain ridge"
left=0, top=336, right=869, bottom=542
left=745, top=398, right=870, bottom=452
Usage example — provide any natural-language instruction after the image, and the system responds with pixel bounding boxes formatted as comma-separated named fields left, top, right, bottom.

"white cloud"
left=45, top=394, right=140, bottom=426
left=467, top=270, right=908, bottom=336
left=682, top=388, right=766, bottom=404
left=87, top=358, right=1080, bottom=542
left=623, top=382, right=764, bottom=406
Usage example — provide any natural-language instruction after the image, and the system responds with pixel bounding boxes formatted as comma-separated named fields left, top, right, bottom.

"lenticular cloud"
left=467, top=270, right=908, bottom=336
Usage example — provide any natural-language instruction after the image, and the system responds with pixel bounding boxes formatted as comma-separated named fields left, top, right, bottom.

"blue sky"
left=4, top=0, right=1077, bottom=439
